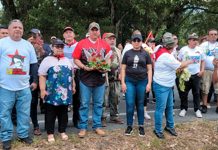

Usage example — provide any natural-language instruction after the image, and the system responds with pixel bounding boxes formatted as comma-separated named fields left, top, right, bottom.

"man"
left=73, top=22, right=111, bottom=138
left=101, top=32, right=124, bottom=126
left=62, top=26, right=80, bottom=128
left=0, top=19, right=37, bottom=150
left=200, top=29, right=218, bottom=113
left=0, top=25, right=8, bottom=39
left=178, top=33, right=205, bottom=118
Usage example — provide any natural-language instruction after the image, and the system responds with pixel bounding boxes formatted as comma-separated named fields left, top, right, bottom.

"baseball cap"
left=131, top=34, right=142, bottom=41
left=30, top=28, right=41, bottom=35
left=52, top=38, right=64, bottom=46
left=63, top=26, right=74, bottom=33
left=88, top=22, right=100, bottom=30
left=104, top=33, right=116, bottom=39
left=188, top=33, right=199, bottom=40
left=0, top=25, right=7, bottom=29
left=162, top=32, right=175, bottom=46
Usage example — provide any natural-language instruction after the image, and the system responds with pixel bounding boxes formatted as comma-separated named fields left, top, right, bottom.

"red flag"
left=145, top=31, right=154, bottom=43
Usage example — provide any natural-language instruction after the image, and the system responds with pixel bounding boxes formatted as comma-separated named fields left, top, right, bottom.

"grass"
left=1, top=120, right=218, bottom=150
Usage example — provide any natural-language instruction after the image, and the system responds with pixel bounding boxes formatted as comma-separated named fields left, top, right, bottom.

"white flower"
left=68, top=76, right=72, bottom=82
left=53, top=74, right=57, bottom=78
left=53, top=66, right=61, bottom=72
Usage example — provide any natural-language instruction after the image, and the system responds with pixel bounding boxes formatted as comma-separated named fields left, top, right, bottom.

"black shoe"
left=125, top=126, right=133, bottom=136
left=138, top=126, right=145, bottom=137
left=201, top=105, right=207, bottom=113
left=153, top=130, right=164, bottom=139
left=164, top=127, right=178, bottom=136
left=216, top=107, right=218, bottom=113
left=18, top=137, right=33, bottom=145
left=2, top=140, right=11, bottom=150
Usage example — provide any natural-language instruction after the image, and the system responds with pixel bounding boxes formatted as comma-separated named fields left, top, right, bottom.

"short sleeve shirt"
left=153, top=52, right=181, bottom=87
left=122, top=49, right=152, bottom=80
left=38, top=56, right=73, bottom=106
left=73, top=38, right=111, bottom=87
left=178, top=45, right=205, bottom=75
left=0, top=37, right=37, bottom=91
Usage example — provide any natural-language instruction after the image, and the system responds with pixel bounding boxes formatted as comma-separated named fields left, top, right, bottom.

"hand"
left=84, top=66, right=94, bottom=71
left=40, top=90, right=48, bottom=100
left=98, top=69, right=108, bottom=73
left=146, top=84, right=151, bottom=93
left=121, top=83, right=127, bottom=93
left=197, top=70, right=204, bottom=77
left=213, top=58, right=218, bottom=68
left=30, top=82, right=37, bottom=91
left=72, top=87, right=76, bottom=94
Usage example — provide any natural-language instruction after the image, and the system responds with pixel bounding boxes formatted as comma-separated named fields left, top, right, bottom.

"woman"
left=153, top=32, right=192, bottom=139
left=38, top=39, right=76, bottom=142
left=121, top=33, right=152, bottom=137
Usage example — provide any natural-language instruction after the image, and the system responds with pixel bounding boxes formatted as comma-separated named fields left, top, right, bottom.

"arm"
left=30, top=63, right=39, bottom=91
left=213, top=58, right=218, bottom=83
left=198, top=60, right=205, bottom=77
left=74, top=59, right=93, bottom=71
left=72, top=77, right=76, bottom=94
left=120, top=64, right=127, bottom=93
left=39, top=75, right=48, bottom=99
left=146, top=64, right=152, bottom=93
left=177, top=60, right=193, bottom=70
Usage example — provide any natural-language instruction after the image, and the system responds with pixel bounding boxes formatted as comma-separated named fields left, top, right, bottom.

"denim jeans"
left=0, top=87, right=31, bottom=142
left=125, top=76, right=147, bottom=126
left=153, top=81, right=174, bottom=134
left=79, top=81, right=105, bottom=129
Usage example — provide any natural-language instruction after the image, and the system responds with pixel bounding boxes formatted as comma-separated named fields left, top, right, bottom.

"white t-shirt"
left=121, top=43, right=133, bottom=60
left=153, top=53, right=181, bottom=87
left=0, top=37, right=37, bottom=91
left=200, top=41, right=218, bottom=70
left=178, top=45, right=205, bottom=75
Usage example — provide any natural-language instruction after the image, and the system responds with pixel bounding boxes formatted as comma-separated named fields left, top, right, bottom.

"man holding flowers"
left=73, top=22, right=111, bottom=138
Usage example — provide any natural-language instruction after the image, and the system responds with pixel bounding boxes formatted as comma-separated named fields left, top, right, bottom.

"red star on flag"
left=7, top=49, right=26, bottom=66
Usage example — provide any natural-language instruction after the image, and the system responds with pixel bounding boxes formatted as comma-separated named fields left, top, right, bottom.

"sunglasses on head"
left=133, top=39, right=141, bottom=42
left=54, top=45, right=64, bottom=49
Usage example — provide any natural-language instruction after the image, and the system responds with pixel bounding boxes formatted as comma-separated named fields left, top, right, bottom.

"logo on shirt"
left=133, top=55, right=139, bottom=69
left=7, top=49, right=27, bottom=75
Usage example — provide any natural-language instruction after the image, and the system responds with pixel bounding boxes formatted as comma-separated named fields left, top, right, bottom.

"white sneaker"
left=179, top=109, right=187, bottom=117
left=195, top=110, right=202, bottom=118
left=207, top=104, right=211, bottom=109
left=144, top=111, right=151, bottom=120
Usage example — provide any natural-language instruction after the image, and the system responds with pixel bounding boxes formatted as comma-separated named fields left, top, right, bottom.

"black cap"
left=52, top=38, right=64, bottom=46
left=131, top=34, right=142, bottom=41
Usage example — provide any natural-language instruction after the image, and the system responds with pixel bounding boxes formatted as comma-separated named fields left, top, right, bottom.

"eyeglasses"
left=54, top=45, right=64, bottom=49
left=132, top=39, right=141, bottom=43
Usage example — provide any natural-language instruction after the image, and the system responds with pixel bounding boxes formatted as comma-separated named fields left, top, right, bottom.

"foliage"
left=0, top=0, right=218, bottom=44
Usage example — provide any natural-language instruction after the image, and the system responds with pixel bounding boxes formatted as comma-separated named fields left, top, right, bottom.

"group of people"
left=0, top=19, right=218, bottom=150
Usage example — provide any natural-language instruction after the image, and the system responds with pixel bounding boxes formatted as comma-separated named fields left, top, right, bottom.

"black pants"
left=179, top=74, right=201, bottom=111
left=73, top=69, right=80, bottom=126
left=45, top=103, right=68, bottom=134
left=30, top=89, right=39, bottom=129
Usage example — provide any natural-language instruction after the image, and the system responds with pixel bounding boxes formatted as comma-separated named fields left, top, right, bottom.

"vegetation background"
left=0, top=0, right=218, bottom=45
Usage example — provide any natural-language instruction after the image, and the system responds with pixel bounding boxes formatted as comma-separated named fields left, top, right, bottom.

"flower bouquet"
left=176, top=68, right=191, bottom=92
left=84, top=48, right=112, bottom=71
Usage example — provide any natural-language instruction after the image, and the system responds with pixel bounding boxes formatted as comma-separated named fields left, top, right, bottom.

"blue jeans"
left=153, top=81, right=174, bottom=133
left=79, top=81, right=105, bottom=129
left=0, top=87, right=31, bottom=142
left=125, top=76, right=147, bottom=126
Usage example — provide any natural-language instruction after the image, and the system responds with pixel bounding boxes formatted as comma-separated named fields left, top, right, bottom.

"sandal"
left=60, top=133, right=68, bottom=141
left=47, top=134, right=55, bottom=143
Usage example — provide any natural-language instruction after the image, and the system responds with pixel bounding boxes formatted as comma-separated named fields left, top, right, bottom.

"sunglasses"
left=133, top=39, right=141, bottom=42
left=91, top=28, right=99, bottom=31
left=54, top=45, right=64, bottom=49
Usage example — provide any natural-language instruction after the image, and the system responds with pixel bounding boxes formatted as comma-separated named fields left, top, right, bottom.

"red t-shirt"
left=73, top=38, right=111, bottom=86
